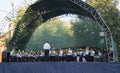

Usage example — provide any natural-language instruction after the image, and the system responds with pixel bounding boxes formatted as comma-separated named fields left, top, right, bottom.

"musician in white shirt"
left=67, top=48, right=73, bottom=56
left=59, top=48, right=63, bottom=56
left=58, top=48, right=63, bottom=62
left=84, top=47, right=90, bottom=56
left=43, top=42, right=51, bottom=61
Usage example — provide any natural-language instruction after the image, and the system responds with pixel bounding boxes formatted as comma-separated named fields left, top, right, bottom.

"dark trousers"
left=44, top=49, right=49, bottom=61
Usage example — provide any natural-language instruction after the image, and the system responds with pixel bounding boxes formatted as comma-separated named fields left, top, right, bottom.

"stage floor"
left=0, top=62, right=120, bottom=73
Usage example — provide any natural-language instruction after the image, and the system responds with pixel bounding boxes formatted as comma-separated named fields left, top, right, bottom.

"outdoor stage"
left=0, top=62, right=120, bottom=73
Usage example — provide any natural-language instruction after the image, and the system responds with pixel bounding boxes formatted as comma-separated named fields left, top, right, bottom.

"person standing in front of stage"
left=43, top=41, right=51, bottom=61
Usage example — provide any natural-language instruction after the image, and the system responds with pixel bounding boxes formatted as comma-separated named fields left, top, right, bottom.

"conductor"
left=43, top=42, right=51, bottom=61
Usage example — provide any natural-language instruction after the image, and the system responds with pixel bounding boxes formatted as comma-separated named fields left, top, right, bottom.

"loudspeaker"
left=2, top=51, right=10, bottom=62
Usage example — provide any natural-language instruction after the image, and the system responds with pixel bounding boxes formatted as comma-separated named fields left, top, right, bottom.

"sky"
left=0, top=0, right=37, bottom=32
left=0, top=0, right=120, bottom=32
left=0, top=0, right=37, bottom=23
left=0, top=0, right=21, bottom=19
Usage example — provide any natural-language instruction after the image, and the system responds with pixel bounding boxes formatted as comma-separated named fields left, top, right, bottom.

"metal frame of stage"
left=0, top=0, right=118, bottom=62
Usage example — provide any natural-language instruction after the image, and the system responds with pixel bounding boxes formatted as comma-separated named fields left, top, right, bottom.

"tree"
left=87, top=0, right=120, bottom=60
left=71, top=16, right=106, bottom=48
left=6, top=6, right=28, bottom=48
left=26, top=18, right=74, bottom=51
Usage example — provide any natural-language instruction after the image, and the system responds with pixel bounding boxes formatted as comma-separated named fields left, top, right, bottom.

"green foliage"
left=26, top=16, right=106, bottom=52
left=87, top=0, right=120, bottom=60
left=71, top=17, right=106, bottom=48
left=26, top=18, right=74, bottom=51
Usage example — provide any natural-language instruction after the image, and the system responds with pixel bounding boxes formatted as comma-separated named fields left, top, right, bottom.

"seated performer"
left=77, top=48, right=83, bottom=62
left=66, top=48, right=73, bottom=61
left=58, top=48, right=64, bottom=62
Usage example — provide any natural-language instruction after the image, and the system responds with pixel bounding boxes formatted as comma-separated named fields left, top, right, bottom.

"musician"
left=43, top=42, right=51, bottom=61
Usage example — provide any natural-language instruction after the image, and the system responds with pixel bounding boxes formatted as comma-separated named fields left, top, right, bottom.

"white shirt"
left=84, top=49, right=90, bottom=56
left=77, top=51, right=83, bottom=56
left=90, top=50, right=95, bottom=56
left=67, top=49, right=73, bottom=55
left=43, top=42, right=51, bottom=50
left=73, top=52, right=77, bottom=56
left=98, top=52, right=102, bottom=56
left=59, top=50, right=63, bottom=56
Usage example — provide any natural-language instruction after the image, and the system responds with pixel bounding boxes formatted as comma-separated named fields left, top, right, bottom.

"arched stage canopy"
left=7, top=0, right=118, bottom=61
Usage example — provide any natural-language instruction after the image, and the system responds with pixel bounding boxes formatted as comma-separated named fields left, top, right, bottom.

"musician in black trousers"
left=43, top=42, right=51, bottom=61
